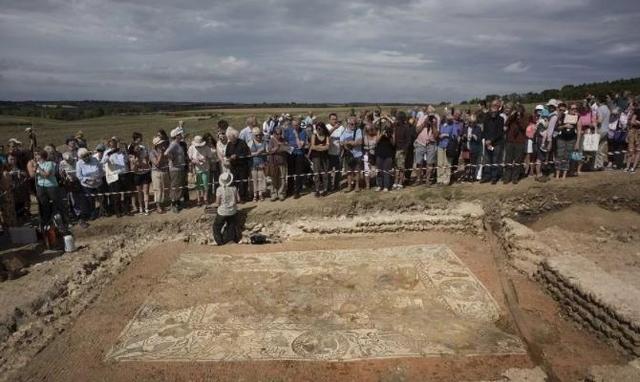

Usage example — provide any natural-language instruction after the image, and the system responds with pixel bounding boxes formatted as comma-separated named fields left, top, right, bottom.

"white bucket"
left=63, top=235, right=76, bottom=252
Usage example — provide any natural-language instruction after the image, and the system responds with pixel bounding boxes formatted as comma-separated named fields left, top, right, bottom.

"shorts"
left=629, top=129, right=640, bottom=153
left=395, top=150, right=407, bottom=170
left=133, top=172, right=152, bottom=186
left=196, top=171, right=210, bottom=190
left=342, top=156, right=363, bottom=172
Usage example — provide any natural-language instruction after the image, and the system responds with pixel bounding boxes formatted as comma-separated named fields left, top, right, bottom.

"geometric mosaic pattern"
left=106, top=245, right=525, bottom=362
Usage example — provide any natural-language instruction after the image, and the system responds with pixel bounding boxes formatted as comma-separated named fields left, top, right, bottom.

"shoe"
left=503, top=179, right=510, bottom=184
left=253, top=195, right=258, bottom=202
left=354, top=187, right=360, bottom=193
left=374, top=187, right=382, bottom=192
left=294, top=193, right=301, bottom=199
left=631, top=168, right=637, bottom=174
left=279, top=195, right=286, bottom=201
left=512, top=179, right=519, bottom=185
left=79, top=220, right=89, bottom=229
left=315, top=191, right=321, bottom=197
left=479, top=179, right=490, bottom=184
left=321, top=190, right=328, bottom=196
left=391, top=183, right=398, bottom=189
left=397, top=184, right=403, bottom=189
left=491, top=179, right=498, bottom=185
left=171, top=205, right=179, bottom=214
left=383, top=188, right=389, bottom=192
left=144, top=209, right=150, bottom=216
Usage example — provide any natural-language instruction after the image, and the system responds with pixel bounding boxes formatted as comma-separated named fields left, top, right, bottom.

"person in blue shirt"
left=283, top=118, right=308, bottom=198
left=437, top=114, right=461, bottom=185
left=339, top=116, right=364, bottom=192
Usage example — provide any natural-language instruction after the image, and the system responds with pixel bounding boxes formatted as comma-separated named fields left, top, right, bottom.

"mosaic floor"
left=106, top=245, right=525, bottom=362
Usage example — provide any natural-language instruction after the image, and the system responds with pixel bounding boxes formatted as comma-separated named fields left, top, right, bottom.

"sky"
left=0, top=0, right=639, bottom=103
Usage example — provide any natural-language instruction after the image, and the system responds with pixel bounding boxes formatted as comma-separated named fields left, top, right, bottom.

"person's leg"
left=383, top=157, right=393, bottom=190
left=353, top=160, right=361, bottom=191
left=251, top=168, right=259, bottom=200
left=312, top=157, right=321, bottom=193
left=376, top=156, right=384, bottom=189
left=493, top=144, right=504, bottom=182
left=513, top=143, right=525, bottom=182
left=48, top=186, right=67, bottom=223
left=294, top=155, right=305, bottom=195
left=443, top=154, right=452, bottom=185
left=503, top=143, right=514, bottom=183
left=228, top=214, right=241, bottom=243
left=436, top=148, right=445, bottom=184
left=36, top=186, right=52, bottom=226
left=278, top=164, right=287, bottom=200
left=212, top=213, right=226, bottom=245
left=320, top=157, right=329, bottom=193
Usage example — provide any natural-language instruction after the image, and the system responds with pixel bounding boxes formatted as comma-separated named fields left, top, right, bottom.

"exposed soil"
left=1, top=172, right=639, bottom=381
left=527, top=205, right=640, bottom=291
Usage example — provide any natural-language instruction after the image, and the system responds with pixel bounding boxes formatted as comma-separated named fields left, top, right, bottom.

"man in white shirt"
left=327, top=113, right=345, bottom=192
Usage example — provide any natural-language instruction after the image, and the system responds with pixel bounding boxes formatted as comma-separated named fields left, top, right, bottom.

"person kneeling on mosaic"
left=212, top=172, right=241, bottom=245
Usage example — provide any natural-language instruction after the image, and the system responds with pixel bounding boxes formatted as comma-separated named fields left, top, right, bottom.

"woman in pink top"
left=525, top=116, right=537, bottom=177
left=577, top=103, right=595, bottom=175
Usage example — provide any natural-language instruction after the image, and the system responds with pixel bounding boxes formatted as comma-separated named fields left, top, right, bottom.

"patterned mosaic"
left=106, top=245, right=525, bottom=362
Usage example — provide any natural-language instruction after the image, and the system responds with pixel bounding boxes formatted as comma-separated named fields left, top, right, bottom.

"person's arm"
left=310, top=134, right=317, bottom=151
left=353, top=130, right=362, bottom=146
left=576, top=119, right=582, bottom=149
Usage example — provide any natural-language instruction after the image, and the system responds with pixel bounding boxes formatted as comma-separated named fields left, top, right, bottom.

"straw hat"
left=192, top=135, right=206, bottom=147
left=546, top=99, right=559, bottom=108
left=219, top=171, right=234, bottom=186
left=152, top=136, right=165, bottom=147
left=170, top=126, right=184, bottom=138
left=77, top=148, right=90, bottom=159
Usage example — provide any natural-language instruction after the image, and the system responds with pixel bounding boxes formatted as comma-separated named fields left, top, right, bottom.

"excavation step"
left=536, top=255, right=640, bottom=356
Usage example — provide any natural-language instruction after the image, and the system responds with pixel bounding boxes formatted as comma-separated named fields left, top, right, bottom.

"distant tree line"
left=0, top=100, right=426, bottom=121
left=461, top=77, right=640, bottom=105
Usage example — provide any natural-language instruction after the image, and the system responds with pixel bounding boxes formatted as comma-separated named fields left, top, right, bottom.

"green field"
left=0, top=103, right=539, bottom=150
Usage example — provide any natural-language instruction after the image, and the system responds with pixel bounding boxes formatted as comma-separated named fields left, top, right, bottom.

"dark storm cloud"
left=0, top=0, right=639, bottom=102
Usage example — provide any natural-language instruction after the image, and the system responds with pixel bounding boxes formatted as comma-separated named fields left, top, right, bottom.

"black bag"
left=446, top=137, right=459, bottom=158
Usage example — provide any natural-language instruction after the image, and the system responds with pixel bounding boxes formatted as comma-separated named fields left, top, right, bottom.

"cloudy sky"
left=1, top=0, right=639, bottom=103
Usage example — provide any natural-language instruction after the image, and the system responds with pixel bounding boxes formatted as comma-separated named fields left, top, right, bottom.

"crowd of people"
left=0, top=93, right=639, bottom=237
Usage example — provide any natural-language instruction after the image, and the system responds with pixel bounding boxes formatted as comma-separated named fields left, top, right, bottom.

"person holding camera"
left=339, top=117, right=363, bottom=192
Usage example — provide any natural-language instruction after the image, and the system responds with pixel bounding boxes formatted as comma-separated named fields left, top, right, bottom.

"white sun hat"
left=219, top=171, right=234, bottom=186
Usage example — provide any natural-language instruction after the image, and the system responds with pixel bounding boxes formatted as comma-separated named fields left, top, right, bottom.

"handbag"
left=446, top=137, right=459, bottom=158
left=582, top=133, right=600, bottom=152
left=570, top=151, right=584, bottom=161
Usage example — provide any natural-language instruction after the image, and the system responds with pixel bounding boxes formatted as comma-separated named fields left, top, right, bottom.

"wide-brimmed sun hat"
left=152, top=136, right=165, bottom=147
left=535, top=104, right=545, bottom=111
left=8, top=138, right=22, bottom=145
left=546, top=99, right=559, bottom=108
left=77, top=148, right=90, bottom=158
left=192, top=135, right=206, bottom=147
left=219, top=171, right=234, bottom=186
left=170, top=126, right=184, bottom=138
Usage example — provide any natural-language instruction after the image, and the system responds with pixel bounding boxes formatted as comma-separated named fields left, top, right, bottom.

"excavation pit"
left=106, top=245, right=525, bottom=362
